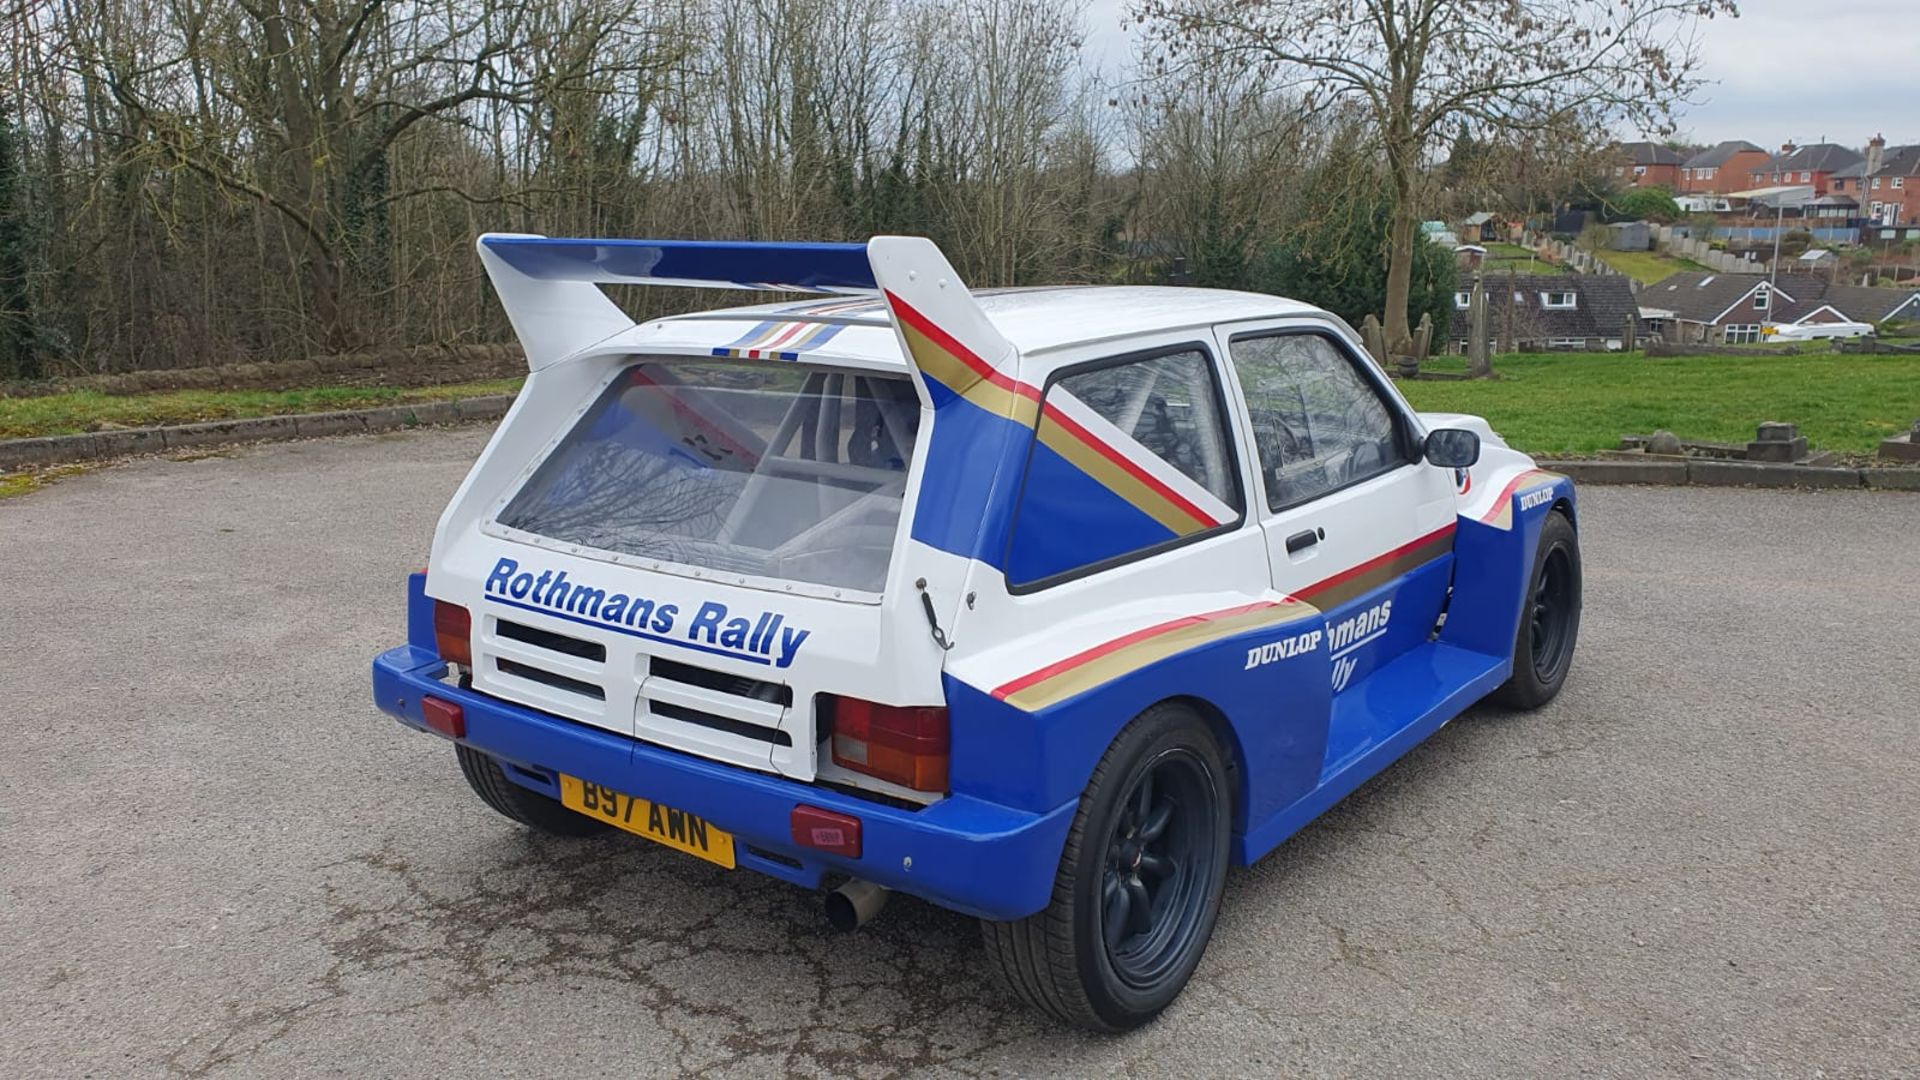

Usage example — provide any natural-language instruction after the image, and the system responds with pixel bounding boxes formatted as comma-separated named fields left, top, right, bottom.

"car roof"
left=638, top=285, right=1326, bottom=368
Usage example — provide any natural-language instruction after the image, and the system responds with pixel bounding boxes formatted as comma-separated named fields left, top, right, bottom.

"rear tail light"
left=824, top=695, right=949, bottom=793
left=433, top=601, right=473, bottom=666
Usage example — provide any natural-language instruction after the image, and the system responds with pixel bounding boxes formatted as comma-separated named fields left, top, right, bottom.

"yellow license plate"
left=558, top=775, right=736, bottom=869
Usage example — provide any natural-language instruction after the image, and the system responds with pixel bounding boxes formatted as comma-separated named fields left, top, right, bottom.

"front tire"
left=1491, top=509, right=1582, bottom=709
left=456, top=745, right=607, bottom=837
left=981, top=702, right=1233, bottom=1032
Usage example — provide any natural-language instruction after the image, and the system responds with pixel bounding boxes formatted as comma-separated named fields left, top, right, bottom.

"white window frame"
left=1754, top=286, right=1771, bottom=310
left=1541, top=291, right=1578, bottom=310
left=1724, top=324, right=1761, bottom=345
left=1454, top=292, right=1472, bottom=310
left=1545, top=338, right=1587, bottom=350
left=1895, top=177, right=1906, bottom=189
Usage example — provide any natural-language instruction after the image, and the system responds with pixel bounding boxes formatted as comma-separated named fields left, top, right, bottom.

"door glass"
left=1228, top=334, right=1408, bottom=511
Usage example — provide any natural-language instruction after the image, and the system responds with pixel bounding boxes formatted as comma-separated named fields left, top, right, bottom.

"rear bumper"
left=372, top=644, right=1074, bottom=921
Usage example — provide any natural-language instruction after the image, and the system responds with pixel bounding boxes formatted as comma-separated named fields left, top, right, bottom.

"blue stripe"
left=485, top=595, right=773, bottom=666
left=481, top=237, right=875, bottom=291
left=792, top=322, right=847, bottom=351
left=722, top=320, right=783, bottom=348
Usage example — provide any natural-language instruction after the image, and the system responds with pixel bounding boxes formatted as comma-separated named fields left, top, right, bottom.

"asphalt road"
left=2, top=428, right=1916, bottom=1079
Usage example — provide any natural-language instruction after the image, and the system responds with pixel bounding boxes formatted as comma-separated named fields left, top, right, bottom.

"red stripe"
left=884, top=290, right=1040, bottom=403
left=1478, top=470, right=1550, bottom=523
left=1040, top=401, right=1220, bottom=528
left=1294, top=523, right=1456, bottom=602
left=991, top=601, right=1278, bottom=700
left=759, top=321, right=813, bottom=350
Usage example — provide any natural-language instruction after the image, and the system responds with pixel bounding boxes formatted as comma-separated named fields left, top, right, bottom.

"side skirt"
left=1234, top=640, right=1510, bottom=865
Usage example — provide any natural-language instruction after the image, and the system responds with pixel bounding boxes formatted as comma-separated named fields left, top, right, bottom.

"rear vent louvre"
left=497, top=657, right=606, bottom=700
left=496, top=619, right=606, bottom=662
left=651, top=701, right=793, bottom=746
left=649, top=657, right=791, bottom=706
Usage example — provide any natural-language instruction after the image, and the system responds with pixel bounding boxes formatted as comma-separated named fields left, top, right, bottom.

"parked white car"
left=1764, top=321, right=1875, bottom=341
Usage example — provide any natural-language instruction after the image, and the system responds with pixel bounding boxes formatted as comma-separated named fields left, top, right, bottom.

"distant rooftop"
left=1618, top=140, right=1685, bottom=166
left=1685, top=141, right=1764, bottom=169
left=1764, top=144, right=1865, bottom=174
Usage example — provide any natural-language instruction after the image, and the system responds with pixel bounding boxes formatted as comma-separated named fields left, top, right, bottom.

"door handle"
left=1286, top=529, right=1320, bottom=554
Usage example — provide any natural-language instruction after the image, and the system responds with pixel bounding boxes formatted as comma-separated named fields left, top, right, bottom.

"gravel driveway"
left=1, top=428, right=1914, bottom=1078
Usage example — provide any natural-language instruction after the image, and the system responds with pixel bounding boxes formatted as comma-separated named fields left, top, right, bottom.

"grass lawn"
left=1399, top=351, right=1920, bottom=455
left=1483, top=257, right=1568, bottom=276
left=1478, top=242, right=1567, bottom=277
left=1592, top=247, right=1710, bottom=284
left=0, top=378, right=523, bottom=440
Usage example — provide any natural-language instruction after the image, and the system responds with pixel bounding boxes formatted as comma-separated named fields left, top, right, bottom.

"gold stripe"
left=1003, top=601, right=1317, bottom=711
left=1483, top=470, right=1563, bottom=531
left=898, top=320, right=1039, bottom=426
left=1304, top=532, right=1454, bottom=609
left=737, top=321, right=794, bottom=351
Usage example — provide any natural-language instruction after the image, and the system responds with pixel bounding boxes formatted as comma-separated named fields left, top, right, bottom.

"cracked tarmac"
left=1, top=427, right=1916, bottom=1078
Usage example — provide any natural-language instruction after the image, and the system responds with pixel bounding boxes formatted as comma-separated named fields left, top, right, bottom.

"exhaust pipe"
left=824, top=879, right=889, bottom=932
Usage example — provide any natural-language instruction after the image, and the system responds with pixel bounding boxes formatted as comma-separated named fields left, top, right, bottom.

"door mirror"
left=1424, top=428, right=1481, bottom=469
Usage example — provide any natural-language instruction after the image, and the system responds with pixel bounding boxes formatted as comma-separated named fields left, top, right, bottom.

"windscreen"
left=496, top=361, right=921, bottom=594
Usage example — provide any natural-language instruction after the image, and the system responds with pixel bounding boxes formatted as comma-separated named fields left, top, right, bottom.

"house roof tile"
left=1642, top=271, right=1920, bottom=325
left=1618, top=140, right=1685, bottom=166
left=1450, top=274, right=1640, bottom=341
left=1868, top=145, right=1920, bottom=178
left=1762, top=144, right=1865, bottom=174
left=1684, top=141, right=1763, bottom=169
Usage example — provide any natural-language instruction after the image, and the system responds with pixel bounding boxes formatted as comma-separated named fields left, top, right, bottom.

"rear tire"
left=456, top=744, right=606, bottom=837
left=1491, top=510, right=1581, bottom=709
left=981, top=702, right=1232, bottom=1032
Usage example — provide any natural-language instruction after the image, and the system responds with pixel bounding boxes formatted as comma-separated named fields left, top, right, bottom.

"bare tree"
left=1124, top=60, right=1312, bottom=286
left=1135, top=0, right=1737, bottom=360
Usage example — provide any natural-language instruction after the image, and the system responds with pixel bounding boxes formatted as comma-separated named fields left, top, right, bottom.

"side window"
left=1228, top=333, right=1410, bottom=512
left=1006, top=347, right=1243, bottom=588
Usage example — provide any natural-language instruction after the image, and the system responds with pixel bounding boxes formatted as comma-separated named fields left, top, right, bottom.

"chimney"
left=1866, top=134, right=1886, bottom=176
left=1780, top=142, right=1796, bottom=155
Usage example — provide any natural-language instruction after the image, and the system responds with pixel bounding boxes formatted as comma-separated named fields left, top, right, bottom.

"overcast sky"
left=1080, top=0, right=1920, bottom=149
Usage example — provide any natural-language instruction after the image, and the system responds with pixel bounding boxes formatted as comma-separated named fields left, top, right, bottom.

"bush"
left=1605, top=186, right=1682, bottom=224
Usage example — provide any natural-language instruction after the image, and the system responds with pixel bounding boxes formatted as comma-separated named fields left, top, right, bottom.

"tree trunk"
left=1383, top=198, right=1417, bottom=358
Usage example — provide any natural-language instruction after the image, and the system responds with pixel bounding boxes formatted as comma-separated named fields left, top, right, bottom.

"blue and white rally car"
left=371, top=234, right=1580, bottom=1031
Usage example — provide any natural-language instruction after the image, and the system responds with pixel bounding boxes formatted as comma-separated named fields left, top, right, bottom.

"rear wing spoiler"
left=476, top=235, right=1018, bottom=400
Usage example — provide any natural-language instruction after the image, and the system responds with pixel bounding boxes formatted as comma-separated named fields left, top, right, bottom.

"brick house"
left=1749, top=143, right=1864, bottom=197
left=1680, top=141, right=1769, bottom=194
left=1862, top=143, right=1920, bottom=229
left=1613, top=141, right=1685, bottom=189
left=1639, top=271, right=1920, bottom=343
left=1449, top=274, right=1642, bottom=352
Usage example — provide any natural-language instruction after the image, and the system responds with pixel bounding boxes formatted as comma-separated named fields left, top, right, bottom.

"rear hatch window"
left=496, top=360, right=920, bottom=595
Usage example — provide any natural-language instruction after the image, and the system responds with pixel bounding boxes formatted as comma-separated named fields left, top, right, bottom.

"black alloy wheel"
left=1529, top=544, right=1577, bottom=684
left=1100, top=749, right=1223, bottom=990
left=1491, top=509, right=1582, bottom=709
left=980, top=702, right=1233, bottom=1031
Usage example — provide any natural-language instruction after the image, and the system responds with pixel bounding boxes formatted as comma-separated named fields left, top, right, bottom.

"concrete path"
left=1, top=429, right=1915, bottom=1078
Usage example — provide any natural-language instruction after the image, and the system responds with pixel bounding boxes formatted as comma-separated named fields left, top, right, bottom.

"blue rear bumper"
left=371, top=644, right=1075, bottom=921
